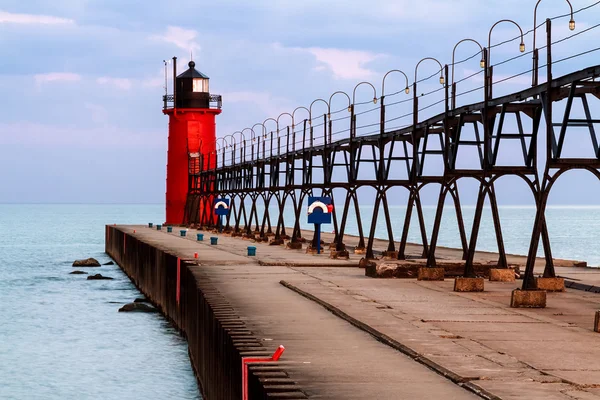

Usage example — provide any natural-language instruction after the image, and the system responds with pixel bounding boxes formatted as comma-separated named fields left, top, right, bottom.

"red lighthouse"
left=163, top=58, right=222, bottom=225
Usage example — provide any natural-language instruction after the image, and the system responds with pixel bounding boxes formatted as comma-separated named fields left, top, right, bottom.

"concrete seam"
left=279, top=279, right=503, bottom=400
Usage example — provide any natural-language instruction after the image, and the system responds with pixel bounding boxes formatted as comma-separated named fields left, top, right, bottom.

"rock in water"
left=87, top=274, right=114, bottom=280
left=73, top=258, right=101, bottom=267
left=133, top=297, right=150, bottom=303
left=103, top=261, right=115, bottom=265
left=118, top=303, right=158, bottom=313
left=70, top=270, right=88, bottom=275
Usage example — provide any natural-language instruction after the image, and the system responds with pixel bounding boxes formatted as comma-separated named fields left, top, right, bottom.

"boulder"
left=103, top=261, right=115, bottom=266
left=119, top=302, right=159, bottom=313
left=87, top=274, right=114, bottom=280
left=133, top=297, right=151, bottom=303
left=73, top=258, right=101, bottom=267
left=69, top=270, right=88, bottom=275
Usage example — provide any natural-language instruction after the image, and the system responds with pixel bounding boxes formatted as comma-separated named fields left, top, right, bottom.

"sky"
left=0, top=0, right=600, bottom=205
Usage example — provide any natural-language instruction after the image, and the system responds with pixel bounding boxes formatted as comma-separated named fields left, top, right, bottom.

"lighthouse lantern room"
left=163, top=57, right=222, bottom=225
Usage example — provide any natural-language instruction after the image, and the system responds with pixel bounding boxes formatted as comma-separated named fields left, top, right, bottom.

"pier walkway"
left=115, top=225, right=600, bottom=399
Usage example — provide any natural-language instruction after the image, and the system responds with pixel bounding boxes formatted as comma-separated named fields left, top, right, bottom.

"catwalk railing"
left=185, top=4, right=600, bottom=291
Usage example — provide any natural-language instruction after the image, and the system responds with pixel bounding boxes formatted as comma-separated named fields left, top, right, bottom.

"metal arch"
left=250, top=123, right=263, bottom=141
left=328, top=91, right=351, bottom=117
left=263, top=118, right=277, bottom=137
left=276, top=112, right=294, bottom=155
left=451, top=39, right=484, bottom=85
left=487, top=19, right=525, bottom=68
left=414, top=57, right=445, bottom=85
left=488, top=171, right=539, bottom=197
left=291, top=107, right=310, bottom=152
left=309, top=98, right=329, bottom=125
left=239, top=129, right=251, bottom=144
left=542, top=166, right=600, bottom=196
left=382, top=69, right=410, bottom=97
left=276, top=112, right=293, bottom=132
left=263, top=117, right=278, bottom=158
left=533, top=0, right=574, bottom=52
left=292, top=107, right=310, bottom=127
left=352, top=81, right=378, bottom=105
left=532, top=0, right=575, bottom=87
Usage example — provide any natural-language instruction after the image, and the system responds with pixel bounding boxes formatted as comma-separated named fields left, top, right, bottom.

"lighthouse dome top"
left=176, top=61, right=210, bottom=80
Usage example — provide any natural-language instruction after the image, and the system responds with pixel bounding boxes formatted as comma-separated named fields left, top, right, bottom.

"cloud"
left=96, top=76, right=133, bottom=90
left=0, top=121, right=163, bottom=148
left=293, top=46, right=383, bottom=80
left=224, top=90, right=293, bottom=118
left=143, top=77, right=164, bottom=88
left=34, top=72, right=81, bottom=87
left=0, top=10, right=74, bottom=25
left=151, top=26, right=201, bottom=54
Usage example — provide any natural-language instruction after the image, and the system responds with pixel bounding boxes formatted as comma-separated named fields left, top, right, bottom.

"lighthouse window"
left=193, top=78, right=209, bottom=93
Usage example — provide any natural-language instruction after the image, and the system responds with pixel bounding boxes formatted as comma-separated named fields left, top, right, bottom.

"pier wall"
left=105, top=226, right=296, bottom=400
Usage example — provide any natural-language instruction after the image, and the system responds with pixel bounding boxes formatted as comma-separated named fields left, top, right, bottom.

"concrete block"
left=286, top=241, right=303, bottom=250
left=417, top=267, right=445, bottom=281
left=535, top=277, right=565, bottom=292
left=367, top=263, right=395, bottom=278
left=330, top=250, right=349, bottom=260
left=510, top=289, right=546, bottom=308
left=361, top=258, right=377, bottom=271
left=354, top=247, right=366, bottom=255
left=454, top=277, right=485, bottom=292
left=594, top=311, right=600, bottom=333
left=489, top=268, right=516, bottom=282
left=305, top=246, right=319, bottom=254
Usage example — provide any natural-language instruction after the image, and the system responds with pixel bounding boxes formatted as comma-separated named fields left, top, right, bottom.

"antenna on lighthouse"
left=162, top=58, right=172, bottom=105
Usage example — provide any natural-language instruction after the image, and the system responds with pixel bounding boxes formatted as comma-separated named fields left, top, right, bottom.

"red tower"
left=163, top=58, right=221, bottom=225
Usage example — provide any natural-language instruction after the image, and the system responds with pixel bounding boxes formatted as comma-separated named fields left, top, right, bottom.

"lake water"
left=330, top=205, right=600, bottom=266
left=0, top=204, right=201, bottom=400
left=1, top=204, right=599, bottom=400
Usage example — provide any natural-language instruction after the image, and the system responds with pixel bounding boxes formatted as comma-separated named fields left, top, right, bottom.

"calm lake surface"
left=1, top=203, right=599, bottom=399
left=0, top=204, right=200, bottom=400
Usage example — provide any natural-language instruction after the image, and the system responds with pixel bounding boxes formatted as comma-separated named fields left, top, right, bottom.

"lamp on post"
left=451, top=39, right=485, bottom=110
left=487, top=19, right=525, bottom=98
left=251, top=123, right=264, bottom=162
left=351, top=82, right=378, bottom=139
left=223, top=135, right=235, bottom=167
left=309, top=98, right=329, bottom=148
left=381, top=70, right=410, bottom=135
left=241, top=128, right=253, bottom=163
left=532, top=0, right=574, bottom=87
left=216, top=139, right=225, bottom=168
left=162, top=58, right=172, bottom=109
left=276, top=112, right=293, bottom=156
left=328, top=91, right=351, bottom=144
left=292, top=107, right=310, bottom=152
left=414, top=57, right=445, bottom=126
left=263, top=118, right=277, bottom=159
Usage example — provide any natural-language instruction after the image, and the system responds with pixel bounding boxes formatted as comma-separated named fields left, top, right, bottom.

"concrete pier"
left=107, top=225, right=600, bottom=399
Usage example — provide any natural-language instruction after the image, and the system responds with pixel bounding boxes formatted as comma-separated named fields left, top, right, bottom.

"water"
left=275, top=204, right=600, bottom=266
left=0, top=204, right=200, bottom=400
